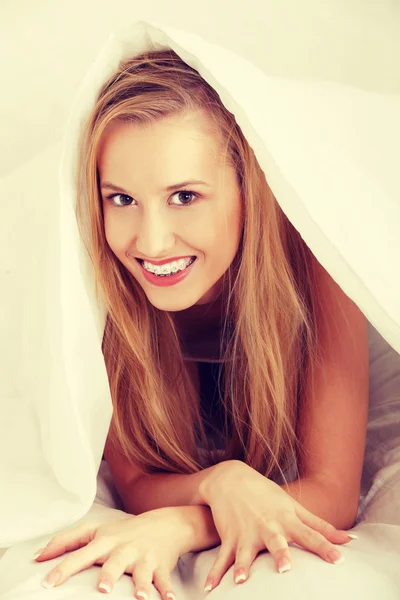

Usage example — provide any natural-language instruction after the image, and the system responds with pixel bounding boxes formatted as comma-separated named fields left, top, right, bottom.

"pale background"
left=0, top=0, right=399, bottom=178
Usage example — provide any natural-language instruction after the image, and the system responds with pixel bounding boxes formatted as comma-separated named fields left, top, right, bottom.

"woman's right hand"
left=198, top=460, right=356, bottom=592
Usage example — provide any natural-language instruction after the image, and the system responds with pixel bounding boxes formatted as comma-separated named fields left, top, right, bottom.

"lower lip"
left=137, top=258, right=197, bottom=287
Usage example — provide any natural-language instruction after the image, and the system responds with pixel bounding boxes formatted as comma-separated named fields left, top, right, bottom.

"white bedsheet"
left=0, top=488, right=399, bottom=599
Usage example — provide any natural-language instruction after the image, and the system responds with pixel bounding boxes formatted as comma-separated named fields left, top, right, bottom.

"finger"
left=35, top=522, right=101, bottom=561
left=204, top=543, right=236, bottom=593
left=233, top=542, right=259, bottom=584
left=263, top=530, right=292, bottom=574
left=132, top=558, right=154, bottom=600
left=153, top=569, right=177, bottom=600
left=42, top=539, right=109, bottom=589
left=290, top=522, right=344, bottom=565
left=293, top=502, right=355, bottom=545
left=97, top=546, right=138, bottom=594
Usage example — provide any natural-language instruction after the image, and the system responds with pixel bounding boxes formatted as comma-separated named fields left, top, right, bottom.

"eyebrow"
left=100, top=180, right=210, bottom=194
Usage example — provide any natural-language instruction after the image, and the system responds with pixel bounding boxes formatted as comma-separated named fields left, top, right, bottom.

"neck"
left=171, top=289, right=226, bottom=332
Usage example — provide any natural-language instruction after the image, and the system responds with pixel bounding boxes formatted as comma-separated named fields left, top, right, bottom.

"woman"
left=34, top=47, right=368, bottom=599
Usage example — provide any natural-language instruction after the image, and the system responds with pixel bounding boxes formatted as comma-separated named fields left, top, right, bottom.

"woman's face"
left=97, top=110, right=243, bottom=312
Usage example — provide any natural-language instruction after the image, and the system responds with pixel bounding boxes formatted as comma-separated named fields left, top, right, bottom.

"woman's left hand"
left=32, top=507, right=194, bottom=599
left=199, top=460, right=356, bottom=592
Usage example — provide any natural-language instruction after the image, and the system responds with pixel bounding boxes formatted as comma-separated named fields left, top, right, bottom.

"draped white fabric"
left=1, top=8, right=400, bottom=597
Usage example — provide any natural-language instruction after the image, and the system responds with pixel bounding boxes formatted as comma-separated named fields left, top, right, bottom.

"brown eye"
left=171, top=190, right=197, bottom=206
left=106, top=193, right=134, bottom=207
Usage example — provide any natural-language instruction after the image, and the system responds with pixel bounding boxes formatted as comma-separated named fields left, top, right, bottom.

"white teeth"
left=142, top=257, right=193, bottom=275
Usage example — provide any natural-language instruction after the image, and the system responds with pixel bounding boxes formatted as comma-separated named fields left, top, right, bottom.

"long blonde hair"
left=75, top=48, right=319, bottom=482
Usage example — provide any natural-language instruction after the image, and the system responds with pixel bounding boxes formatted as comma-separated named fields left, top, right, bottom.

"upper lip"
left=136, top=256, right=195, bottom=266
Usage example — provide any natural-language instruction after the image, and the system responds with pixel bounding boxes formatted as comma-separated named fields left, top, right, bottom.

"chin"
left=146, top=293, right=200, bottom=312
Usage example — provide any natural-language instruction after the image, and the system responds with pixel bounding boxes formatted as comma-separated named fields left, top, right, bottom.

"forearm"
left=121, top=466, right=216, bottom=515
left=121, top=462, right=357, bottom=531
left=280, top=477, right=358, bottom=530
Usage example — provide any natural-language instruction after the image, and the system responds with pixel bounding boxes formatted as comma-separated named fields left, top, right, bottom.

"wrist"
left=175, top=505, right=220, bottom=554
left=197, top=460, right=241, bottom=505
left=196, top=464, right=220, bottom=505
left=191, top=463, right=223, bottom=505
left=168, top=506, right=198, bottom=554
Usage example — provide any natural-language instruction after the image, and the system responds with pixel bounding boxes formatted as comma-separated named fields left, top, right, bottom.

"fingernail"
left=235, top=573, right=247, bottom=583
left=328, top=550, right=345, bottom=565
left=42, top=571, right=61, bottom=588
left=348, top=533, right=358, bottom=539
left=99, top=580, right=112, bottom=593
left=166, top=594, right=176, bottom=600
left=204, top=583, right=213, bottom=592
left=278, top=558, right=291, bottom=574
left=136, top=592, right=148, bottom=600
left=32, top=548, right=45, bottom=560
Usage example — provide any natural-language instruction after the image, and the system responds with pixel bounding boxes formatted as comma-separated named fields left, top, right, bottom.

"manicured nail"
left=328, top=550, right=345, bottom=565
left=32, top=548, right=45, bottom=560
left=136, top=592, right=148, bottom=600
left=99, top=580, right=112, bottom=593
left=166, top=594, right=176, bottom=600
left=278, top=558, right=291, bottom=574
left=348, top=533, right=358, bottom=539
left=42, top=571, right=61, bottom=588
left=204, top=583, right=213, bottom=592
left=235, top=572, right=246, bottom=583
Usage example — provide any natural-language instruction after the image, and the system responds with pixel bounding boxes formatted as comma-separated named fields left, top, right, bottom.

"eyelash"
left=105, top=189, right=198, bottom=208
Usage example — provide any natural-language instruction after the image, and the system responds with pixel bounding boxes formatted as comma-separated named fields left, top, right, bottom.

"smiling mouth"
left=136, top=256, right=197, bottom=276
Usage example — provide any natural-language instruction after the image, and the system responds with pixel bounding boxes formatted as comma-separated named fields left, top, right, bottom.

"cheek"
left=103, top=213, right=131, bottom=255
left=216, top=205, right=243, bottom=250
left=200, top=215, right=240, bottom=267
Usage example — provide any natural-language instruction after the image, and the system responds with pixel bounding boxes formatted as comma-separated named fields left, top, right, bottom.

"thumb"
left=292, top=500, right=356, bottom=545
left=33, top=521, right=101, bottom=561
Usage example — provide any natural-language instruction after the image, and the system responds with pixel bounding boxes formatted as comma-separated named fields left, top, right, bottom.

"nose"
left=134, top=208, right=176, bottom=259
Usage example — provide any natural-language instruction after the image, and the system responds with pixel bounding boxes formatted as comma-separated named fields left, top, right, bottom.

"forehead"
left=97, top=111, right=226, bottom=177
left=97, top=110, right=243, bottom=234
